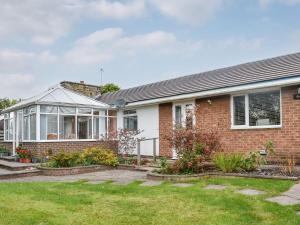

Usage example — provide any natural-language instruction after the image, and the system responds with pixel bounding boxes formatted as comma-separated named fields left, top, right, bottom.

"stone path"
left=172, top=183, right=194, bottom=188
left=0, top=169, right=147, bottom=183
left=204, top=184, right=227, bottom=190
left=140, top=180, right=163, bottom=186
left=236, top=189, right=266, bottom=196
left=266, top=183, right=300, bottom=205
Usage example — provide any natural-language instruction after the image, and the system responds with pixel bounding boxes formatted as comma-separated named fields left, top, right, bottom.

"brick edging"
left=147, top=172, right=300, bottom=181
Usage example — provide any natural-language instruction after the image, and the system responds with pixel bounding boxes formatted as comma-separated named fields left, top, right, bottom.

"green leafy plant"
left=264, top=139, right=275, bottom=155
left=213, top=153, right=244, bottom=173
left=241, top=151, right=266, bottom=172
left=0, top=146, right=8, bottom=153
left=213, top=151, right=266, bottom=173
left=50, top=151, right=81, bottom=168
left=81, top=147, right=119, bottom=167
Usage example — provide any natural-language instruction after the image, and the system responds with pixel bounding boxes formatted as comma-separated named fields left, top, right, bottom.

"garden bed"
left=37, top=165, right=114, bottom=176
left=148, top=167, right=300, bottom=181
left=38, top=164, right=150, bottom=176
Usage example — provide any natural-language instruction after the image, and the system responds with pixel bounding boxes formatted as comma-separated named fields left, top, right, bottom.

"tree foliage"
left=101, top=83, right=120, bottom=94
left=0, top=98, right=17, bottom=110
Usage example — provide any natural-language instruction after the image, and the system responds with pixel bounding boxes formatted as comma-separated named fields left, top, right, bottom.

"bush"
left=213, top=151, right=266, bottom=173
left=81, top=147, right=119, bottom=167
left=213, top=153, right=244, bottom=173
left=0, top=146, right=8, bottom=153
left=50, top=151, right=81, bottom=168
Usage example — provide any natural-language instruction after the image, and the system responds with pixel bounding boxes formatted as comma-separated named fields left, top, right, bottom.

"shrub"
left=0, top=146, right=8, bottom=153
left=50, top=151, right=81, bottom=168
left=213, top=151, right=266, bottom=173
left=241, top=151, right=266, bottom=172
left=81, top=147, right=119, bottom=167
left=213, top=153, right=244, bottom=173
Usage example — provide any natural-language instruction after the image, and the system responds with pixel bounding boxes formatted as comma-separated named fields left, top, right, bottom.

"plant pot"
left=19, top=158, right=31, bottom=163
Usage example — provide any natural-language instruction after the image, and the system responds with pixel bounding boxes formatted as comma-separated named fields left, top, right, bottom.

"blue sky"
left=1, top=0, right=300, bottom=99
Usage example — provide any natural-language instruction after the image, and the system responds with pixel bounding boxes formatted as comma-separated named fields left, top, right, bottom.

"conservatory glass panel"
left=40, top=105, right=58, bottom=114
left=78, top=108, right=92, bottom=115
left=93, top=117, right=100, bottom=139
left=59, top=107, right=76, bottom=114
left=77, top=116, right=92, bottom=139
left=30, top=114, right=36, bottom=140
left=59, top=115, right=76, bottom=139
left=40, top=114, right=58, bottom=140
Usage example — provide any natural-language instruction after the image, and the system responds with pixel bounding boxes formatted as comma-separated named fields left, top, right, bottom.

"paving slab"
left=140, top=180, right=162, bottom=187
left=87, top=180, right=106, bottom=184
left=172, top=183, right=194, bottom=188
left=112, top=180, right=133, bottom=185
left=266, top=196, right=300, bottom=205
left=0, top=169, right=147, bottom=183
left=204, top=184, right=227, bottom=190
left=283, top=183, right=300, bottom=200
left=236, top=189, right=266, bottom=196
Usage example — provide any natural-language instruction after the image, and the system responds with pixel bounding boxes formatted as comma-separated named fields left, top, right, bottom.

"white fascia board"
left=126, top=76, right=300, bottom=107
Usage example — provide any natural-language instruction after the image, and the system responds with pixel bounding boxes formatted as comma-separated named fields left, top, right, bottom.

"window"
left=175, top=106, right=182, bottom=127
left=233, top=96, right=246, bottom=125
left=123, top=110, right=137, bottom=130
left=232, top=90, right=281, bottom=128
left=4, top=113, right=13, bottom=141
left=77, top=116, right=92, bottom=139
left=23, top=106, right=36, bottom=140
left=40, top=115, right=58, bottom=140
left=60, top=115, right=76, bottom=139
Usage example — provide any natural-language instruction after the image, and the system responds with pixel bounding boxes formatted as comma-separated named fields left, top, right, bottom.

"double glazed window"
left=123, top=110, right=138, bottom=130
left=23, top=106, right=36, bottom=140
left=232, top=90, right=281, bottom=128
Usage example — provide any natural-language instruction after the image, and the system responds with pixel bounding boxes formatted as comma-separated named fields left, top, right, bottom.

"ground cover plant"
left=45, top=146, right=118, bottom=168
left=0, top=178, right=299, bottom=225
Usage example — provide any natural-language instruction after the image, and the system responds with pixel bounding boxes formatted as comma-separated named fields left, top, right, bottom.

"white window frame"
left=123, top=109, right=138, bottom=131
left=231, top=88, right=282, bottom=129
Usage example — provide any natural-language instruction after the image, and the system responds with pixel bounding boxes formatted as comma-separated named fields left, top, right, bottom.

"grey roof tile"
left=98, top=52, right=300, bottom=105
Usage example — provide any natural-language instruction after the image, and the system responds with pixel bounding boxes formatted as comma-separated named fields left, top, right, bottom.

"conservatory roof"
left=2, top=85, right=109, bottom=113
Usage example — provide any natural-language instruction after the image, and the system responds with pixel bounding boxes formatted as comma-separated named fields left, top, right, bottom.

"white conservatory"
left=2, top=85, right=116, bottom=155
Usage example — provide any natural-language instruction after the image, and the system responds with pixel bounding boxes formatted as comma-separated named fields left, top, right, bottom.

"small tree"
left=0, top=98, right=17, bottom=110
left=117, top=129, right=143, bottom=156
left=101, top=83, right=120, bottom=94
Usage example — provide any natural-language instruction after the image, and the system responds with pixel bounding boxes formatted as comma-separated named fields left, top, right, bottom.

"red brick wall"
left=195, top=86, right=300, bottom=161
left=159, top=103, right=173, bottom=157
left=1, top=141, right=117, bottom=157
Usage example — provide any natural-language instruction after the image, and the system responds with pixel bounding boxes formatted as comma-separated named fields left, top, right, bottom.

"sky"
left=1, top=0, right=300, bottom=99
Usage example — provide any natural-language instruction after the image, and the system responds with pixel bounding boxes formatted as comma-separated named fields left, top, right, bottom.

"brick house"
left=2, top=52, right=300, bottom=161
left=99, top=52, right=300, bottom=161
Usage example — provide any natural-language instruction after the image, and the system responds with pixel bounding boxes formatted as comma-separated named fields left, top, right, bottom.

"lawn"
left=0, top=178, right=300, bottom=225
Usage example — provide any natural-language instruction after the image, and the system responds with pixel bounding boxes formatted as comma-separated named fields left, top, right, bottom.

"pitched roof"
left=99, top=52, right=300, bottom=105
left=3, top=85, right=109, bottom=113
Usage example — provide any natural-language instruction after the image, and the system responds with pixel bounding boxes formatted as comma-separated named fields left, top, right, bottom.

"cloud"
left=150, top=0, right=224, bottom=25
left=78, top=0, right=146, bottom=20
left=0, top=74, right=36, bottom=98
left=65, top=28, right=203, bottom=64
left=216, top=37, right=265, bottom=50
left=0, top=0, right=146, bottom=45
left=259, top=0, right=300, bottom=7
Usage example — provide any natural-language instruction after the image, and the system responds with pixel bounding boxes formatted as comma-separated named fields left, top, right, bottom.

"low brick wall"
left=1, top=140, right=117, bottom=157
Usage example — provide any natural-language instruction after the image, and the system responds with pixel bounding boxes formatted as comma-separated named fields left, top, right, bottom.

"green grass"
left=0, top=177, right=300, bottom=225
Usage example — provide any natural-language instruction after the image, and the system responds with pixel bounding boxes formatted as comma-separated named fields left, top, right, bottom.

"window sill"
left=231, top=125, right=282, bottom=130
